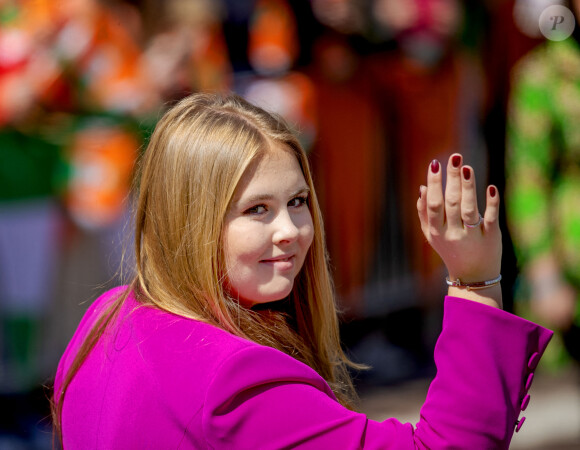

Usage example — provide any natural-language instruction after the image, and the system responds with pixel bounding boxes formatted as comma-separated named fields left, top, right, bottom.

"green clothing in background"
left=0, top=128, right=63, bottom=201
left=507, top=37, right=580, bottom=287
left=506, top=37, right=580, bottom=366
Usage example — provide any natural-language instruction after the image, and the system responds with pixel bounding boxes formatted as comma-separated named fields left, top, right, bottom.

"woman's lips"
left=260, top=255, right=295, bottom=271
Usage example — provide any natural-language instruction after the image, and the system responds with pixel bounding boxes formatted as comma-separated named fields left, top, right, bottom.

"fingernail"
left=419, top=187, right=422, bottom=199
left=490, top=186, right=496, bottom=197
left=431, top=160, right=440, bottom=173
left=451, top=155, right=461, bottom=168
left=462, top=167, right=471, bottom=180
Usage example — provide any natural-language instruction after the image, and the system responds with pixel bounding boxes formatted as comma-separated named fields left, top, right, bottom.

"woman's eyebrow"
left=241, top=193, right=274, bottom=204
left=293, top=187, right=311, bottom=196
left=240, top=187, right=310, bottom=205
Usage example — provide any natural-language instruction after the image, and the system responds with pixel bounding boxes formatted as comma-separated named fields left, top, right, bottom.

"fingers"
left=417, top=185, right=428, bottom=235
left=426, top=159, right=444, bottom=230
left=418, top=155, right=498, bottom=237
left=483, top=185, right=500, bottom=233
left=460, top=166, right=481, bottom=230
left=445, top=154, right=463, bottom=228
left=418, top=155, right=494, bottom=233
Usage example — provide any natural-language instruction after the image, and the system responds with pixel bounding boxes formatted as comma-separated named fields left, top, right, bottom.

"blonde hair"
left=52, top=93, right=360, bottom=438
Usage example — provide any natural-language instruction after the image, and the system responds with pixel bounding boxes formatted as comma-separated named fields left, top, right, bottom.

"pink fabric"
left=54, top=287, right=552, bottom=449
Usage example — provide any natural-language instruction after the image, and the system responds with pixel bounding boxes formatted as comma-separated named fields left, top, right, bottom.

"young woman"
left=52, top=93, right=552, bottom=448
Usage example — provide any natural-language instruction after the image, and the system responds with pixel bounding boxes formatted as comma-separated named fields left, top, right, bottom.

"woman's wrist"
left=447, top=284, right=503, bottom=309
left=446, top=274, right=502, bottom=290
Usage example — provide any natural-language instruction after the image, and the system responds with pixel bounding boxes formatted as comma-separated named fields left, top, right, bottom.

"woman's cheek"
left=235, top=221, right=269, bottom=260
left=301, top=215, right=315, bottom=248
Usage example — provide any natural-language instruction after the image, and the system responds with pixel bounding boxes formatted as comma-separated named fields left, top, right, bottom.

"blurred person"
left=5, top=0, right=160, bottom=256
left=51, top=0, right=157, bottom=116
left=0, top=0, right=76, bottom=444
left=39, top=0, right=160, bottom=300
left=236, top=0, right=317, bottom=152
left=307, top=31, right=385, bottom=316
left=310, top=0, right=365, bottom=35
left=50, top=0, right=159, bottom=259
left=367, top=0, right=487, bottom=307
left=0, top=1, right=69, bottom=442
left=0, top=0, right=157, bottom=442
left=142, top=0, right=232, bottom=101
left=52, top=91, right=551, bottom=448
left=506, top=0, right=580, bottom=366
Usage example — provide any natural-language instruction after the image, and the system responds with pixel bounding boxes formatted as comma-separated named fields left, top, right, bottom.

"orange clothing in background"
left=309, top=38, right=385, bottom=314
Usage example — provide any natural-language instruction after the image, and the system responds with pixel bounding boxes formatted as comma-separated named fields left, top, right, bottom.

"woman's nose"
left=272, top=210, right=300, bottom=244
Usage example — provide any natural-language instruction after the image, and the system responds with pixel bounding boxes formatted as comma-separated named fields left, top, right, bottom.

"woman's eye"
left=245, top=204, right=267, bottom=215
left=289, top=196, right=308, bottom=208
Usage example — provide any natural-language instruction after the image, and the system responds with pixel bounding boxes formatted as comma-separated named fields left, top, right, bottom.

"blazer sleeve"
left=202, top=296, right=553, bottom=450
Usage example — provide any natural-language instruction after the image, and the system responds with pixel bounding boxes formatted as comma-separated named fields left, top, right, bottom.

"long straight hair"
left=52, top=93, right=361, bottom=439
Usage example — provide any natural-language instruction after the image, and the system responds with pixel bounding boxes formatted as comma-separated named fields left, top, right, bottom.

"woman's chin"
left=242, top=285, right=294, bottom=308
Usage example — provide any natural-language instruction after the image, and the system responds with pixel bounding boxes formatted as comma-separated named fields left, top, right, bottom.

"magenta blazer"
left=54, top=287, right=552, bottom=449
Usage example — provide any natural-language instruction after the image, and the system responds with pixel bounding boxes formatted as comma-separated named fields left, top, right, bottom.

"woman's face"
left=223, top=146, right=314, bottom=307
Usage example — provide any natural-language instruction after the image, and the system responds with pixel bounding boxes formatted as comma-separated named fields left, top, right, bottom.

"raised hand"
left=417, top=154, right=503, bottom=308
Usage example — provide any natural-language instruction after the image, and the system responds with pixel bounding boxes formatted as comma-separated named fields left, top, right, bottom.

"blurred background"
left=0, top=0, right=579, bottom=448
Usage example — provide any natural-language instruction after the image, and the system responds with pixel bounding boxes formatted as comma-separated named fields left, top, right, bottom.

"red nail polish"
left=462, top=167, right=471, bottom=180
left=490, top=186, right=496, bottom=197
left=452, top=155, right=461, bottom=168
left=431, top=160, right=440, bottom=173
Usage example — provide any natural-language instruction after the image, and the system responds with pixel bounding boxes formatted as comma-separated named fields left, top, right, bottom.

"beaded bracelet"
left=445, top=274, right=502, bottom=291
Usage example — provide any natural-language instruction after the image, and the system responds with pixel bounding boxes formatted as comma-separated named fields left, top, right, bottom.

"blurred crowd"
left=1, top=0, right=578, bottom=446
